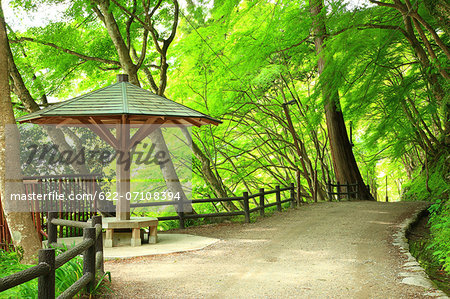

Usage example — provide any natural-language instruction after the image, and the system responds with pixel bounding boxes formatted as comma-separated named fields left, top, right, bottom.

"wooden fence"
left=0, top=196, right=11, bottom=251
left=23, top=174, right=102, bottom=240
left=0, top=213, right=104, bottom=299
left=1, top=174, right=102, bottom=250
left=131, top=183, right=297, bottom=229
left=326, top=180, right=359, bottom=200
left=0, top=184, right=295, bottom=296
left=1, top=178, right=297, bottom=250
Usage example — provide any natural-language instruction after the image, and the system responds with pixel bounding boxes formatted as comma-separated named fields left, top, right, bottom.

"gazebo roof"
left=16, top=79, right=221, bottom=126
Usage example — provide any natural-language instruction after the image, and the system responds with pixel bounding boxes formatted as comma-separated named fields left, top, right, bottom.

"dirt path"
left=105, top=201, right=440, bottom=298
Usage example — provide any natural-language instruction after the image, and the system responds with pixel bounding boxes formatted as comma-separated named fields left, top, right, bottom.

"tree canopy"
left=0, top=0, right=446, bottom=211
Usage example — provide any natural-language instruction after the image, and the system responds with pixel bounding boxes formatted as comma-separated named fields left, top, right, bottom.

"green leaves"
left=5, top=0, right=447, bottom=205
left=428, top=200, right=450, bottom=272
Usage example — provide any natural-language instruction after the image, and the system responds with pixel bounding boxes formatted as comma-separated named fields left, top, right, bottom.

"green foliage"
left=89, top=271, right=113, bottom=298
left=0, top=246, right=112, bottom=298
left=402, top=154, right=448, bottom=202
left=428, top=199, right=450, bottom=272
left=54, top=247, right=84, bottom=296
left=4, top=0, right=449, bottom=281
left=409, top=236, right=450, bottom=294
left=0, top=250, right=36, bottom=298
left=403, top=153, right=449, bottom=276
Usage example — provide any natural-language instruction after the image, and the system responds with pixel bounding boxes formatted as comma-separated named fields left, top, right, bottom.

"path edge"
left=392, top=203, right=448, bottom=298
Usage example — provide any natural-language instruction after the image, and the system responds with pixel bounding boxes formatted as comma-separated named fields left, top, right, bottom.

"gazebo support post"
left=116, top=116, right=130, bottom=220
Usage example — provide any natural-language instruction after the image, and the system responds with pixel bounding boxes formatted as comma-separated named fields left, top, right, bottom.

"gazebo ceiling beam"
left=170, top=119, right=182, bottom=125
left=128, top=117, right=166, bottom=151
left=55, top=118, right=75, bottom=127
left=200, top=118, right=218, bottom=125
left=183, top=118, right=202, bottom=127
left=89, top=117, right=120, bottom=149
left=78, top=117, right=119, bottom=149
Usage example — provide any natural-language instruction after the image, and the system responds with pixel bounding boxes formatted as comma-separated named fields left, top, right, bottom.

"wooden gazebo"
left=17, top=74, right=221, bottom=246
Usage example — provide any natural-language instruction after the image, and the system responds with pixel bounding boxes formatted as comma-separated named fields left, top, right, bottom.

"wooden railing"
left=23, top=174, right=102, bottom=240
left=1, top=177, right=297, bottom=249
left=0, top=213, right=104, bottom=299
left=0, top=174, right=103, bottom=250
left=131, top=183, right=297, bottom=229
left=326, top=180, right=359, bottom=201
left=0, top=195, right=11, bottom=251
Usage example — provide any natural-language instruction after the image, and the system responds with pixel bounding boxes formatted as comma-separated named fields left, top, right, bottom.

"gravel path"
left=105, top=201, right=439, bottom=298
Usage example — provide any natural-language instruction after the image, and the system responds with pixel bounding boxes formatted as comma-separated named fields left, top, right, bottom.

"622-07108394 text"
left=9, top=191, right=181, bottom=201
left=94, top=191, right=181, bottom=201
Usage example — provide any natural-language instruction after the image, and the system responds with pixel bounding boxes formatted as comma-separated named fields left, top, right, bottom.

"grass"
left=408, top=211, right=450, bottom=295
left=403, top=152, right=449, bottom=293
left=0, top=246, right=112, bottom=299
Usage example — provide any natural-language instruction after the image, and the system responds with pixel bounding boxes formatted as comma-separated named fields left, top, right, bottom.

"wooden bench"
left=102, top=217, right=158, bottom=247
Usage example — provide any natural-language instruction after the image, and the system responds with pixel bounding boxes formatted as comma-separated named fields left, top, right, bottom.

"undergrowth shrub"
left=0, top=249, right=36, bottom=298
left=428, top=199, right=450, bottom=272
left=403, top=153, right=449, bottom=273
left=0, top=246, right=112, bottom=298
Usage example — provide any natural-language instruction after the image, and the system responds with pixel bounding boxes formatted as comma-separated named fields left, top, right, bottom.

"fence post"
left=47, top=211, right=58, bottom=246
left=290, top=183, right=295, bottom=208
left=38, top=248, right=55, bottom=299
left=346, top=182, right=351, bottom=200
left=83, top=227, right=96, bottom=294
left=91, top=215, right=104, bottom=274
left=327, top=179, right=332, bottom=201
left=355, top=184, right=359, bottom=200
left=336, top=181, right=341, bottom=201
left=243, top=192, right=250, bottom=223
left=275, top=186, right=281, bottom=212
left=179, top=211, right=185, bottom=229
left=385, top=175, right=388, bottom=202
left=259, top=188, right=265, bottom=217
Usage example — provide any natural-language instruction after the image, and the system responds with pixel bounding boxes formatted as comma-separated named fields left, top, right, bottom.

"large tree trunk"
left=0, top=4, right=41, bottom=263
left=309, top=0, right=373, bottom=200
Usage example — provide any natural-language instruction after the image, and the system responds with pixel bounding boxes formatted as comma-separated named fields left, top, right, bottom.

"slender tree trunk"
left=423, top=0, right=450, bottom=37
left=180, top=128, right=239, bottom=210
left=94, top=0, right=196, bottom=213
left=0, top=4, right=41, bottom=263
left=371, top=0, right=448, bottom=145
left=309, top=0, right=373, bottom=200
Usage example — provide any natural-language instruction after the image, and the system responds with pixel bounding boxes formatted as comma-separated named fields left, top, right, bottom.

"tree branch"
left=368, top=0, right=400, bottom=9
left=358, top=23, right=407, bottom=36
left=409, top=11, right=450, bottom=60
left=276, top=35, right=309, bottom=53
left=110, top=0, right=163, bottom=54
left=162, top=0, right=179, bottom=53
left=90, top=3, right=105, bottom=23
left=126, top=0, right=137, bottom=49
left=136, top=29, right=149, bottom=69
left=12, top=37, right=121, bottom=66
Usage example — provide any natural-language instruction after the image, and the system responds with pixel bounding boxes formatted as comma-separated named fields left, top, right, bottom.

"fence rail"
left=131, top=183, right=297, bottom=229
left=23, top=174, right=102, bottom=240
left=0, top=213, right=104, bottom=299
left=326, top=180, right=359, bottom=201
